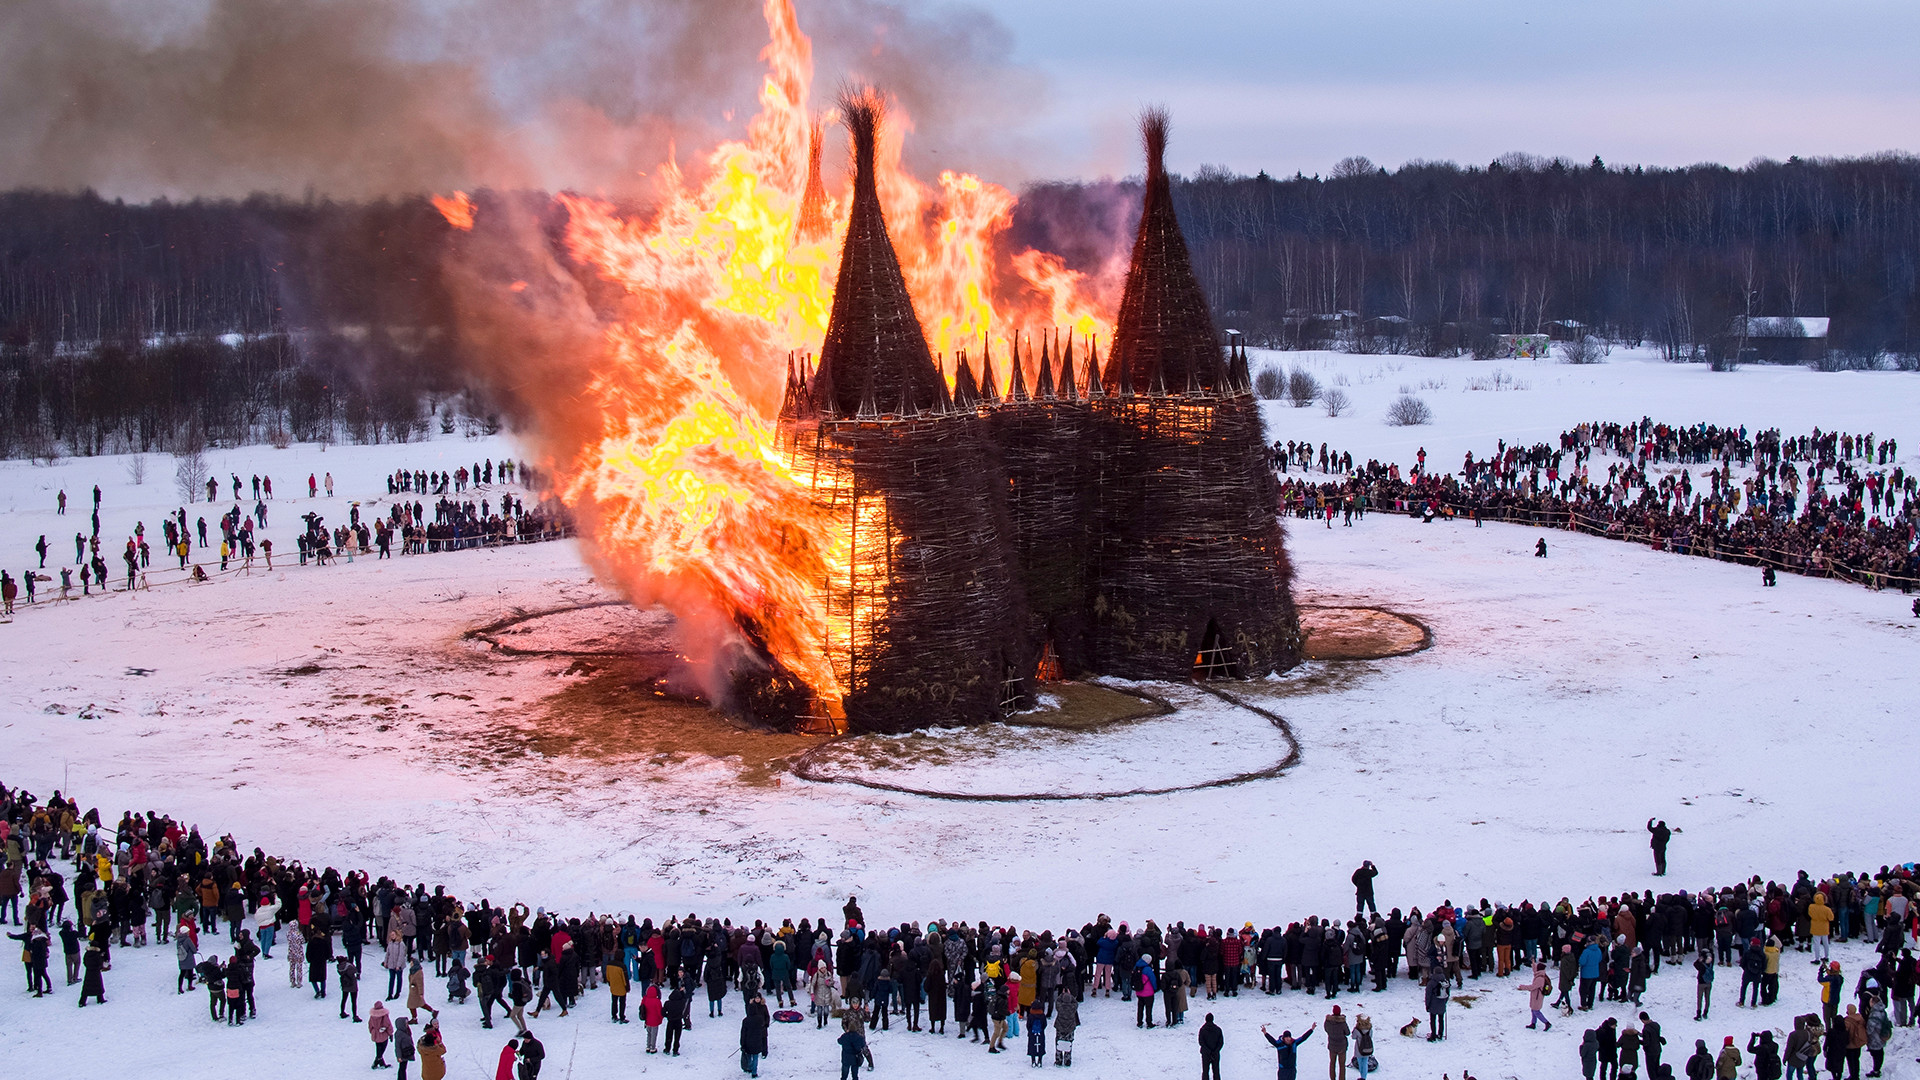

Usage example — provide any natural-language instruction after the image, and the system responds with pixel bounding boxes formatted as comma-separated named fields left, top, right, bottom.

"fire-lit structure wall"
left=780, top=413, right=1028, bottom=734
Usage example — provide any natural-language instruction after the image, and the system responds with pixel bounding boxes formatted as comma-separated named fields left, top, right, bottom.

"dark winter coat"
left=1199, top=1018, right=1224, bottom=1058
left=1053, top=991, right=1078, bottom=1042
left=740, top=999, right=770, bottom=1055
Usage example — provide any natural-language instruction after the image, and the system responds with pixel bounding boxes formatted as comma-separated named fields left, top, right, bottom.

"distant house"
left=1719, top=316, right=1830, bottom=365
left=1545, top=319, right=1587, bottom=341
left=1361, top=315, right=1409, bottom=339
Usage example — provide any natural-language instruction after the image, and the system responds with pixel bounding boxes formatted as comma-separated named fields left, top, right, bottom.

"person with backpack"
left=393, top=1016, right=416, bottom=1080
left=1426, top=969, right=1450, bottom=1040
left=507, top=966, right=532, bottom=1034
left=1747, top=1030, right=1783, bottom=1080
left=643, top=982, right=665, bottom=1050
left=1522, top=960, right=1554, bottom=1030
left=1026, top=1002, right=1048, bottom=1066
left=1684, top=1039, right=1714, bottom=1080
left=1053, top=985, right=1078, bottom=1067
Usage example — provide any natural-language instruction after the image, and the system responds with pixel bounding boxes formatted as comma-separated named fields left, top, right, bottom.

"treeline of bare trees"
left=0, top=191, right=531, bottom=458
left=6, top=152, right=1919, bottom=458
left=1007, top=152, right=1920, bottom=364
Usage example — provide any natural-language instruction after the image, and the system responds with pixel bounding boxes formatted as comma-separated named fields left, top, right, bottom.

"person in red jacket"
left=643, top=983, right=663, bottom=1051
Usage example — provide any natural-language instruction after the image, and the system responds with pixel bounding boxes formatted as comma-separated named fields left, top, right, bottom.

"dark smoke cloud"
left=0, top=0, right=1046, bottom=201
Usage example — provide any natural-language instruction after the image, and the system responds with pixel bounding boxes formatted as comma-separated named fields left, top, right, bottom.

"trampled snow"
left=2, top=349, right=1918, bottom=1076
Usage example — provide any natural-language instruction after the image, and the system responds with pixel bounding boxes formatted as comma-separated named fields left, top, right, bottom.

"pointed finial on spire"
left=979, top=337, right=1001, bottom=404
left=1036, top=330, right=1055, bottom=399
left=1008, top=331, right=1030, bottom=402
left=934, top=353, right=954, bottom=413
left=953, top=349, right=979, bottom=407
left=1060, top=329, right=1077, bottom=402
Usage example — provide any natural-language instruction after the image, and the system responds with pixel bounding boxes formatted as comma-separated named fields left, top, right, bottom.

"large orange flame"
left=441, top=0, right=1111, bottom=710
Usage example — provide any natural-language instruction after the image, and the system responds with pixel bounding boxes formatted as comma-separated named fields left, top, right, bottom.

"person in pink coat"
left=1519, top=960, right=1553, bottom=1031
left=368, top=1000, right=395, bottom=1068
left=495, top=1038, right=518, bottom=1080
left=644, top=983, right=665, bottom=1053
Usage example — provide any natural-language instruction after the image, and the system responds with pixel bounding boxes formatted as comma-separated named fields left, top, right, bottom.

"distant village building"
left=1718, top=316, right=1830, bottom=365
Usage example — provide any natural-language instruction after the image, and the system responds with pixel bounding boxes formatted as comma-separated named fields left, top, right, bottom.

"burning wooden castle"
left=776, top=100, right=1300, bottom=734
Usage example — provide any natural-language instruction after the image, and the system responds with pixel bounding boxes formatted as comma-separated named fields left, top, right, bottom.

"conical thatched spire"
left=1008, top=332, right=1030, bottom=402
left=796, top=115, right=831, bottom=243
left=1084, top=335, right=1103, bottom=398
left=1060, top=330, right=1077, bottom=401
left=978, top=337, right=1001, bottom=403
left=933, top=355, right=954, bottom=412
left=1108, top=108, right=1224, bottom=394
left=1035, top=331, right=1055, bottom=399
left=812, top=91, right=942, bottom=418
left=952, top=350, right=980, bottom=406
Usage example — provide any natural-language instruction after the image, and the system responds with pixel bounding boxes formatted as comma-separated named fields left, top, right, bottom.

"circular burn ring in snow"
left=1297, top=604, right=1432, bottom=661
left=788, top=685, right=1300, bottom=802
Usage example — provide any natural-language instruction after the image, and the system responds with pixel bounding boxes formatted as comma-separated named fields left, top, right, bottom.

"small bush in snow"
left=1556, top=335, right=1610, bottom=364
left=1253, top=368, right=1285, bottom=400
left=1321, top=388, right=1351, bottom=417
left=125, top=454, right=147, bottom=485
left=1286, top=368, right=1319, bottom=407
left=1386, top=394, right=1433, bottom=426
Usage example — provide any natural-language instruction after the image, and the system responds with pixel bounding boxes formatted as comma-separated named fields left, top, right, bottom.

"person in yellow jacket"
left=604, top=958, right=630, bottom=1023
left=1809, top=893, right=1834, bottom=963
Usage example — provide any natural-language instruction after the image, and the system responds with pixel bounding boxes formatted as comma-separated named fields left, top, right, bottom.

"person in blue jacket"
left=1262, top=1022, right=1316, bottom=1080
left=837, top=1024, right=868, bottom=1080
left=1579, top=938, right=1605, bottom=1009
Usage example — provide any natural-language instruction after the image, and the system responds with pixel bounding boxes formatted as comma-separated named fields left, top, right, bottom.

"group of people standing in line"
left=1274, top=419, right=1919, bottom=595
left=5, top=782, right=1916, bottom=1080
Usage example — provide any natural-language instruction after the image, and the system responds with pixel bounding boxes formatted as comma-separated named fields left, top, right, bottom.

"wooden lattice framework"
left=764, top=104, right=1299, bottom=731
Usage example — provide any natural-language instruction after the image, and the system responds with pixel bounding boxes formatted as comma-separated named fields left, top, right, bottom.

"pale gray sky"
left=959, top=0, right=1920, bottom=178
left=4, top=0, right=1914, bottom=198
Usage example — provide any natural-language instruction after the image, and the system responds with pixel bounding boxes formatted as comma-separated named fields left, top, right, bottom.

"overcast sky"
left=4, top=0, right=1916, bottom=198
left=964, top=0, right=1920, bottom=179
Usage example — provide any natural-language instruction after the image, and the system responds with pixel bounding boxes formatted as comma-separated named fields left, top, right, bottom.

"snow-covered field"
left=3, top=350, right=1919, bottom=1077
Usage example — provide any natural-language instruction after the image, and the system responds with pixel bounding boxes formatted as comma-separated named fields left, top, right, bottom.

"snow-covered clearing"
left=3, top=350, right=1919, bottom=1076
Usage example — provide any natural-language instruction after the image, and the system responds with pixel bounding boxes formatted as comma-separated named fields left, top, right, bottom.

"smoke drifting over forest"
left=0, top=0, right=1040, bottom=200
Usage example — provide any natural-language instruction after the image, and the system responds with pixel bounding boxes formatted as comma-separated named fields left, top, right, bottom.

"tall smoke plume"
left=0, top=0, right=1044, bottom=200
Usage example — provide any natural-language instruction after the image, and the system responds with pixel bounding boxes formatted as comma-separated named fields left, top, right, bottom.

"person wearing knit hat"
left=1323, top=1005, right=1351, bottom=1080
left=1716, top=1035, right=1742, bottom=1079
